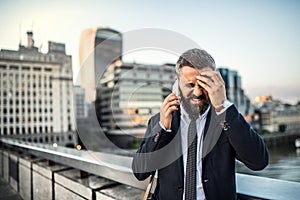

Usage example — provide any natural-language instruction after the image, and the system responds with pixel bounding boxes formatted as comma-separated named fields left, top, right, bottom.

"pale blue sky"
left=1, top=0, right=300, bottom=103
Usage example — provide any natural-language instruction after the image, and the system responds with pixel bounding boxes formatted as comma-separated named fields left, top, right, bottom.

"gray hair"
left=175, top=48, right=216, bottom=74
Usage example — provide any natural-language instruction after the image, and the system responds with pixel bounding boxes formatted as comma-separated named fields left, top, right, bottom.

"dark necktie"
left=185, top=117, right=197, bottom=200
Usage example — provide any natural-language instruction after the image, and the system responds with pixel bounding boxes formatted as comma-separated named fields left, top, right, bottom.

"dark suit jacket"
left=132, top=105, right=269, bottom=200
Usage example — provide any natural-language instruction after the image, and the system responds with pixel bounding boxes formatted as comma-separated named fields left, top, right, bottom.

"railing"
left=1, top=137, right=300, bottom=200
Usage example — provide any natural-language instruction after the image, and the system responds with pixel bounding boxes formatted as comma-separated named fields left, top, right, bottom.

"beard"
left=180, top=89, right=210, bottom=118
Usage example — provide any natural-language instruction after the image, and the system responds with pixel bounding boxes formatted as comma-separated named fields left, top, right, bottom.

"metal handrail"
left=0, top=138, right=148, bottom=190
left=1, top=138, right=300, bottom=200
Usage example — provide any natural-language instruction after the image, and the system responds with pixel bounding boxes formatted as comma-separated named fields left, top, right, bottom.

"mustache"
left=187, top=94, right=207, bottom=100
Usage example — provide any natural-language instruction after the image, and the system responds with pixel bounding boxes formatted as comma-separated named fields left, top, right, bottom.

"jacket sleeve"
left=132, top=113, right=178, bottom=181
left=225, top=105, right=269, bottom=170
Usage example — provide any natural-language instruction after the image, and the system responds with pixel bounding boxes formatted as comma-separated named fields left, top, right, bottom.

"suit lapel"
left=172, top=109, right=184, bottom=188
left=202, top=107, right=226, bottom=158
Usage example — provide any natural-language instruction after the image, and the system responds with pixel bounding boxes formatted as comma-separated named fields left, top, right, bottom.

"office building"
left=96, top=63, right=176, bottom=145
left=218, top=67, right=251, bottom=115
left=0, top=31, right=76, bottom=146
left=74, top=86, right=88, bottom=119
left=254, top=96, right=300, bottom=132
left=79, top=27, right=122, bottom=103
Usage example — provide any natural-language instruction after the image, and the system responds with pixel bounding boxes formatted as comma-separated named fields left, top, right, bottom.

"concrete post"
left=95, top=184, right=142, bottom=200
left=32, top=160, right=68, bottom=200
left=9, top=153, right=19, bottom=192
left=0, top=149, right=3, bottom=178
left=54, top=168, right=116, bottom=200
left=3, top=151, right=9, bottom=182
left=19, top=156, right=41, bottom=200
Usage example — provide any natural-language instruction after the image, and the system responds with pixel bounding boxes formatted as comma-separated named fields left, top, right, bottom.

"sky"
left=1, top=0, right=300, bottom=104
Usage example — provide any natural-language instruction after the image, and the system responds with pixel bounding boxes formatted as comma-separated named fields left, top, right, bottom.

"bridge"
left=1, top=138, right=300, bottom=200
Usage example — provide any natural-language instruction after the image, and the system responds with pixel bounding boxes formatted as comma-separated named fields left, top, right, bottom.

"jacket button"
left=203, top=179, right=209, bottom=183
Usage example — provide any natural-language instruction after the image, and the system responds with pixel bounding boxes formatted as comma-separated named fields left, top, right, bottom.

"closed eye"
left=186, top=83, right=195, bottom=88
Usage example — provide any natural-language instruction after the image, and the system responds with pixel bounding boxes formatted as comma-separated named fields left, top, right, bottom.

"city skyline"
left=1, top=0, right=300, bottom=103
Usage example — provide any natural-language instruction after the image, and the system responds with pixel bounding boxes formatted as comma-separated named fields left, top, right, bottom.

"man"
left=132, top=48, right=269, bottom=200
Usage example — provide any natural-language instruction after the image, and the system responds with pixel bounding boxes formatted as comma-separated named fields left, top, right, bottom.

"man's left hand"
left=196, top=70, right=227, bottom=110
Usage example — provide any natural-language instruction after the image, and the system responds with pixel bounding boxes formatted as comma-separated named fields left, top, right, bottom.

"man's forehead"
left=179, top=66, right=213, bottom=80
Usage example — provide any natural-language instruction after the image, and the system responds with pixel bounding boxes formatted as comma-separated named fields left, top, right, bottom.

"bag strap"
left=143, top=174, right=155, bottom=200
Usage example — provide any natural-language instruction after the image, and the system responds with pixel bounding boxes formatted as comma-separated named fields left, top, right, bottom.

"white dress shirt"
left=159, top=102, right=232, bottom=200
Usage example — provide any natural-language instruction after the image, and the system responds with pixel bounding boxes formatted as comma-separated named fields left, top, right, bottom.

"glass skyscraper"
left=218, top=67, right=251, bottom=115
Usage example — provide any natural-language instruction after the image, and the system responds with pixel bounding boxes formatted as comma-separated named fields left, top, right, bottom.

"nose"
left=193, top=84, right=202, bottom=97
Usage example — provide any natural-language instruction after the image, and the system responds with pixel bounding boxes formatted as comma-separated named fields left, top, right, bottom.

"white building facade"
left=0, top=32, right=76, bottom=146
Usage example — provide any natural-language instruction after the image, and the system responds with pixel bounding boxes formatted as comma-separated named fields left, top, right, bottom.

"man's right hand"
left=160, top=93, right=180, bottom=130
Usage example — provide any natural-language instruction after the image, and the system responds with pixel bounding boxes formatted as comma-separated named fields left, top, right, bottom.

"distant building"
left=74, top=86, right=88, bottom=119
left=96, top=63, right=176, bottom=146
left=0, top=31, right=76, bottom=146
left=254, top=96, right=300, bottom=132
left=218, top=67, right=252, bottom=115
left=79, top=27, right=122, bottom=103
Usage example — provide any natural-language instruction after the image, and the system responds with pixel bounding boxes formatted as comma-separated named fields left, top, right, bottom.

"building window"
left=0, top=65, right=6, bottom=69
left=9, top=65, right=19, bottom=70
left=33, top=67, right=41, bottom=71
left=22, top=66, right=30, bottom=71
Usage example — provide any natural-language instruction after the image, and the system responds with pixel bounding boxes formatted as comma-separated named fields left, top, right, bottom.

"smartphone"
left=172, top=79, right=181, bottom=104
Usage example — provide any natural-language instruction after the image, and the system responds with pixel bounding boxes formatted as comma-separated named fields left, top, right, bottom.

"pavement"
left=0, top=177, right=22, bottom=200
